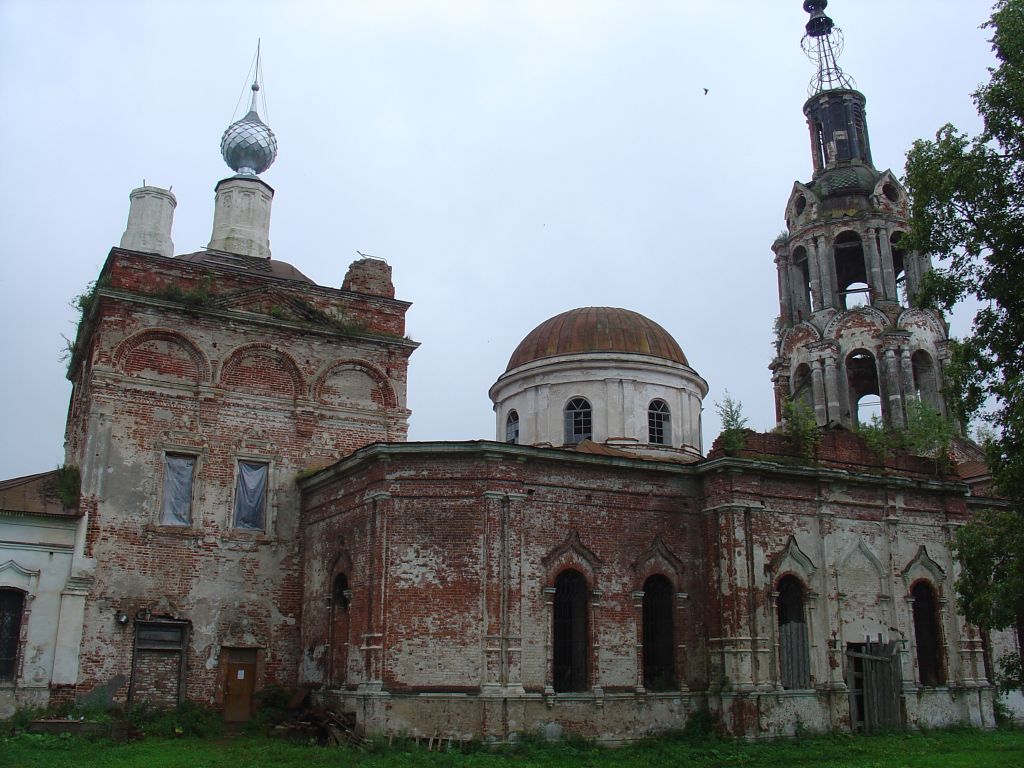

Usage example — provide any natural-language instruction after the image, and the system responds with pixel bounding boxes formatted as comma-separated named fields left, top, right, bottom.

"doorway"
left=222, top=647, right=258, bottom=722
left=846, top=637, right=902, bottom=732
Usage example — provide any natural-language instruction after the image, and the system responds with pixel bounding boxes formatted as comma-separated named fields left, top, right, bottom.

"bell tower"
left=770, top=0, right=949, bottom=430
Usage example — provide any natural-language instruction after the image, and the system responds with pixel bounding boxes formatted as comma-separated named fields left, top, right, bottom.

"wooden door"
left=223, top=649, right=257, bottom=722
left=846, top=637, right=902, bottom=732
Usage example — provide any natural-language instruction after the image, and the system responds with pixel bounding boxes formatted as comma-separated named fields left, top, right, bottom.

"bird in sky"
left=703, top=88, right=709, bottom=95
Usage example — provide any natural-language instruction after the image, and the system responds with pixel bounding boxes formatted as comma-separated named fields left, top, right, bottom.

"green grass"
left=3, top=728, right=1022, bottom=768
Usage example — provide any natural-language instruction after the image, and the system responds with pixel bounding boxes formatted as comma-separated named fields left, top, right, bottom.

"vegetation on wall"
left=62, top=279, right=105, bottom=375
left=902, top=0, right=1024, bottom=672
left=715, top=391, right=748, bottom=454
left=46, top=464, right=81, bottom=508
left=151, top=275, right=215, bottom=309
left=856, top=400, right=953, bottom=476
left=780, top=399, right=819, bottom=462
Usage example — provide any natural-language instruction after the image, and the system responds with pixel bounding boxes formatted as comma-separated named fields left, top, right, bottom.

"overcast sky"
left=0, top=1, right=996, bottom=478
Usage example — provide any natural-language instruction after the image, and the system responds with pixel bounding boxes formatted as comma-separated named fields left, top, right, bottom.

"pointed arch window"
left=0, top=588, right=25, bottom=682
left=642, top=574, right=676, bottom=690
left=505, top=410, right=519, bottom=444
left=777, top=576, right=811, bottom=689
left=553, top=569, right=589, bottom=692
left=648, top=400, right=671, bottom=445
left=911, top=581, right=946, bottom=686
left=564, top=398, right=592, bottom=445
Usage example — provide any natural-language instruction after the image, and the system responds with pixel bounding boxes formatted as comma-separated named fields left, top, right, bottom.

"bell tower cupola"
left=770, top=1, right=950, bottom=432
left=801, top=0, right=872, bottom=175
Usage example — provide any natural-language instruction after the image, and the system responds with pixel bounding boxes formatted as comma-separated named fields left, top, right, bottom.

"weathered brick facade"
left=296, top=432, right=998, bottom=740
left=63, top=248, right=416, bottom=708
left=4, top=2, right=1018, bottom=737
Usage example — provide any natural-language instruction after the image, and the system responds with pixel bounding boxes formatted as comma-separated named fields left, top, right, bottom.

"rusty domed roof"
left=506, top=307, right=688, bottom=372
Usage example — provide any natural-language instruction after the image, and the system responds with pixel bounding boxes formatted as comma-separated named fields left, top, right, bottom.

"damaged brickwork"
left=295, top=431, right=999, bottom=741
left=61, top=248, right=416, bottom=709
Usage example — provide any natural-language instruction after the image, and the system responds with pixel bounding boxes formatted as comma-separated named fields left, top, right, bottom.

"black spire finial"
left=803, top=1, right=834, bottom=38
left=800, top=0, right=855, bottom=95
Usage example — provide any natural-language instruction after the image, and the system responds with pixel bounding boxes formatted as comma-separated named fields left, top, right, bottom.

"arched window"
left=330, top=574, right=351, bottom=685
left=642, top=575, right=676, bottom=690
left=553, top=569, right=589, bottom=692
left=648, top=400, right=671, bottom=445
left=0, top=588, right=25, bottom=682
left=563, top=398, right=592, bottom=445
left=912, top=581, right=946, bottom=686
left=777, top=576, right=811, bottom=689
left=791, top=363, right=813, bottom=411
left=505, top=410, right=520, bottom=444
left=912, top=350, right=940, bottom=411
left=846, top=349, right=882, bottom=426
left=792, top=246, right=813, bottom=316
left=835, top=231, right=870, bottom=309
left=891, top=232, right=907, bottom=303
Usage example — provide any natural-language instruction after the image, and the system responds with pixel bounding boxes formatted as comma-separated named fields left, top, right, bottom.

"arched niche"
left=220, top=343, right=305, bottom=399
left=114, top=329, right=209, bottom=384
left=839, top=539, right=890, bottom=612
left=314, top=360, right=396, bottom=410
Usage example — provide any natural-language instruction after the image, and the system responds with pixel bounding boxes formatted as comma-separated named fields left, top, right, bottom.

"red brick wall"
left=66, top=249, right=414, bottom=708
left=300, top=446, right=709, bottom=695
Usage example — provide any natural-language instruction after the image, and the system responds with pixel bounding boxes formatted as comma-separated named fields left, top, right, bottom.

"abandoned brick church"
left=1, top=0, right=1021, bottom=740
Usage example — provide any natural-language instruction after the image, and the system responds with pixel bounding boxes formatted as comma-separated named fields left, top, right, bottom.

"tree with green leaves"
left=715, top=391, right=748, bottom=453
left=903, top=0, right=1024, bottom=664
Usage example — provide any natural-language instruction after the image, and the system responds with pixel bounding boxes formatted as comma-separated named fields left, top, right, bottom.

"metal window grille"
left=642, top=575, right=676, bottom=690
left=0, top=589, right=24, bottom=681
left=505, top=411, right=519, bottom=444
left=563, top=398, right=592, bottom=445
left=648, top=400, right=671, bottom=445
left=553, top=570, right=588, bottom=692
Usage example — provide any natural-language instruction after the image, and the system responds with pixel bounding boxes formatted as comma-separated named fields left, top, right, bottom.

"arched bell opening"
left=846, top=349, right=882, bottom=427
left=911, top=350, right=941, bottom=414
left=793, top=246, right=814, bottom=318
left=891, top=232, right=908, bottom=304
left=835, top=231, right=869, bottom=310
left=791, top=363, right=814, bottom=414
